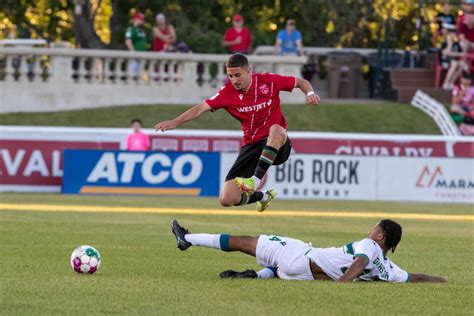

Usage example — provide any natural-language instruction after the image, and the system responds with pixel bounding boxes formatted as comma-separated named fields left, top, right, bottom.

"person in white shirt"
left=171, top=219, right=446, bottom=283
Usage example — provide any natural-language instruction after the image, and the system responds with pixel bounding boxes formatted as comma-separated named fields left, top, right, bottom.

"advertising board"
left=62, top=150, right=220, bottom=196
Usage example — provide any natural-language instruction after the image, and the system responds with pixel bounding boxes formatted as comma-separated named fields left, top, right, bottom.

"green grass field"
left=0, top=102, right=441, bottom=134
left=0, top=193, right=472, bottom=315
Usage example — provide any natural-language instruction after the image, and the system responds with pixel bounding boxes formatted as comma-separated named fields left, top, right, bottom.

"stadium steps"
left=390, top=68, right=450, bottom=103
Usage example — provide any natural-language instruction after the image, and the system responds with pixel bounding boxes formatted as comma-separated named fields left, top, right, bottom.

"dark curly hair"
left=378, top=219, right=402, bottom=253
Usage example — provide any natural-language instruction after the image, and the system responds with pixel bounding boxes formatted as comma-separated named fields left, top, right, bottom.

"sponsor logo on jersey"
left=259, top=84, right=270, bottom=94
left=236, top=99, right=272, bottom=113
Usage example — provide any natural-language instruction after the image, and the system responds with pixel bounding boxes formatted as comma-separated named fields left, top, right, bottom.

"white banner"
left=263, top=155, right=377, bottom=200
left=220, top=154, right=473, bottom=204
left=377, top=157, right=474, bottom=203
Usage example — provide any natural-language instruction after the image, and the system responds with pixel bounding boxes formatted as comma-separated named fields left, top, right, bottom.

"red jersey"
left=223, top=27, right=252, bottom=53
left=205, top=73, right=296, bottom=145
left=457, top=14, right=474, bottom=43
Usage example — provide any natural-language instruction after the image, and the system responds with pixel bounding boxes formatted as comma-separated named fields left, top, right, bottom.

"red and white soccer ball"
left=70, top=245, right=101, bottom=274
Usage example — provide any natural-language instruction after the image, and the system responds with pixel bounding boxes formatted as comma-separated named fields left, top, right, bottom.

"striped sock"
left=254, top=146, right=279, bottom=179
left=235, top=192, right=264, bottom=206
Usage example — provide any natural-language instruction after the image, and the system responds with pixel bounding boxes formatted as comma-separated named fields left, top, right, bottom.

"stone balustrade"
left=0, top=47, right=308, bottom=113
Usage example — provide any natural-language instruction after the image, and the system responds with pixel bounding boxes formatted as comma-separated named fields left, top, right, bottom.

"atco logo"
left=87, top=152, right=203, bottom=185
left=259, top=84, right=270, bottom=94
left=415, top=165, right=442, bottom=188
left=415, top=165, right=473, bottom=189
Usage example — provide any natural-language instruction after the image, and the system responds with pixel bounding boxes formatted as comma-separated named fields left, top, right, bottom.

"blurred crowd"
left=125, top=12, right=304, bottom=56
left=435, top=1, right=474, bottom=135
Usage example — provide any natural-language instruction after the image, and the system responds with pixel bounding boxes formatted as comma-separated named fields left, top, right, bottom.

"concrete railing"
left=253, top=45, right=405, bottom=57
left=0, top=47, right=308, bottom=113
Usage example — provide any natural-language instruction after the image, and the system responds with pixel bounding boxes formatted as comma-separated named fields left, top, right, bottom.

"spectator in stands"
left=462, top=0, right=474, bottom=15
left=460, top=117, right=474, bottom=135
left=275, top=19, right=304, bottom=56
left=452, top=73, right=474, bottom=135
left=457, top=11, right=474, bottom=53
left=125, top=12, right=147, bottom=76
left=125, top=12, right=147, bottom=52
left=126, top=118, right=151, bottom=151
left=451, top=73, right=474, bottom=114
left=450, top=72, right=474, bottom=135
left=441, top=32, right=464, bottom=90
left=153, top=13, right=177, bottom=52
left=436, top=2, right=456, bottom=34
left=223, top=14, right=252, bottom=54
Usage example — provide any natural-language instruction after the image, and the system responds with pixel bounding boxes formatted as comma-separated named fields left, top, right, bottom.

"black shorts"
left=225, top=138, right=292, bottom=181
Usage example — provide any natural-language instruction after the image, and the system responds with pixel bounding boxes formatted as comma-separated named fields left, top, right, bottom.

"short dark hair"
left=226, top=53, right=249, bottom=68
left=378, top=219, right=402, bottom=253
left=462, top=72, right=472, bottom=80
left=131, top=118, right=143, bottom=125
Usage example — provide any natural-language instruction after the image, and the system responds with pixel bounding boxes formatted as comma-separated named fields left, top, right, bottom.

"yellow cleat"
left=235, top=177, right=258, bottom=194
left=257, top=189, right=277, bottom=212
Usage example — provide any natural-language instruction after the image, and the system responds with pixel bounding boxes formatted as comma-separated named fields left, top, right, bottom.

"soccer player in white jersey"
left=171, top=219, right=447, bottom=283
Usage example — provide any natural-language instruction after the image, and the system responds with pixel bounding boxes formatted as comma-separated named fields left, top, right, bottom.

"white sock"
left=184, top=233, right=221, bottom=249
left=251, top=175, right=261, bottom=187
left=257, top=268, right=276, bottom=279
left=260, top=192, right=270, bottom=203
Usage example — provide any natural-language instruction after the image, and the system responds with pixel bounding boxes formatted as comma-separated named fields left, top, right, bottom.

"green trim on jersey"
left=354, top=253, right=370, bottom=262
left=345, top=242, right=355, bottom=255
left=406, top=273, right=411, bottom=283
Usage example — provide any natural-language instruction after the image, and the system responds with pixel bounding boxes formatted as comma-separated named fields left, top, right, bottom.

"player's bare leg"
left=234, top=124, right=286, bottom=210
left=265, top=124, right=288, bottom=149
left=236, top=124, right=287, bottom=193
left=219, top=180, right=242, bottom=207
left=219, top=179, right=277, bottom=212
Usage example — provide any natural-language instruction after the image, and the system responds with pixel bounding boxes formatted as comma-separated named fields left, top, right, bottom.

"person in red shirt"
left=153, top=13, right=176, bottom=52
left=223, top=15, right=252, bottom=54
left=155, top=54, right=320, bottom=211
left=457, top=11, right=474, bottom=52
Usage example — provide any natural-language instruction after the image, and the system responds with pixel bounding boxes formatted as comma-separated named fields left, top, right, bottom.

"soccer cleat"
left=219, top=269, right=258, bottom=279
left=171, top=220, right=192, bottom=251
left=235, top=177, right=258, bottom=194
left=257, top=189, right=277, bottom=212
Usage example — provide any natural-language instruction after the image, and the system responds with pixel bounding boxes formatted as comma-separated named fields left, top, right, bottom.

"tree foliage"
left=0, top=0, right=457, bottom=51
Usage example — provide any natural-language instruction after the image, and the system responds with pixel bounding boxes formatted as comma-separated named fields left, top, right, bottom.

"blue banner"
left=62, top=150, right=220, bottom=196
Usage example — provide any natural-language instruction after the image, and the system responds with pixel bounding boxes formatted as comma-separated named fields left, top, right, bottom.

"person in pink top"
left=126, top=118, right=151, bottom=151
left=451, top=73, right=474, bottom=115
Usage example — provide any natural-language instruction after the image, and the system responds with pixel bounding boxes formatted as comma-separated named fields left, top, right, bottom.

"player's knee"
left=219, top=194, right=234, bottom=207
left=269, top=124, right=286, bottom=143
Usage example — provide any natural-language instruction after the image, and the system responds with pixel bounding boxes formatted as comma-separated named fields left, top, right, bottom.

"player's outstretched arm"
left=409, top=273, right=447, bottom=283
left=338, top=256, right=369, bottom=283
left=155, top=102, right=212, bottom=132
left=295, top=77, right=320, bottom=106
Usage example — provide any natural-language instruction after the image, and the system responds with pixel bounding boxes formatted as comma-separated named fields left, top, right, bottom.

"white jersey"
left=306, top=238, right=410, bottom=283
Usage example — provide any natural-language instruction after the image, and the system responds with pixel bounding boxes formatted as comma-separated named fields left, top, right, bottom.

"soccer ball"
left=70, top=245, right=101, bottom=274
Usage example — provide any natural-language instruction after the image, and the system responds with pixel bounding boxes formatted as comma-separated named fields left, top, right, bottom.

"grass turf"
left=0, top=194, right=472, bottom=315
left=0, top=102, right=441, bottom=134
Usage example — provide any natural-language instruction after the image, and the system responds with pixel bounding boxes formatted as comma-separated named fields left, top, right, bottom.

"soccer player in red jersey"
left=155, top=53, right=319, bottom=211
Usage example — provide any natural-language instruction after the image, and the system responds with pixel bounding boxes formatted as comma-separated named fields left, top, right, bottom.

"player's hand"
left=155, top=119, right=178, bottom=132
left=306, top=92, right=320, bottom=106
left=234, top=36, right=242, bottom=45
